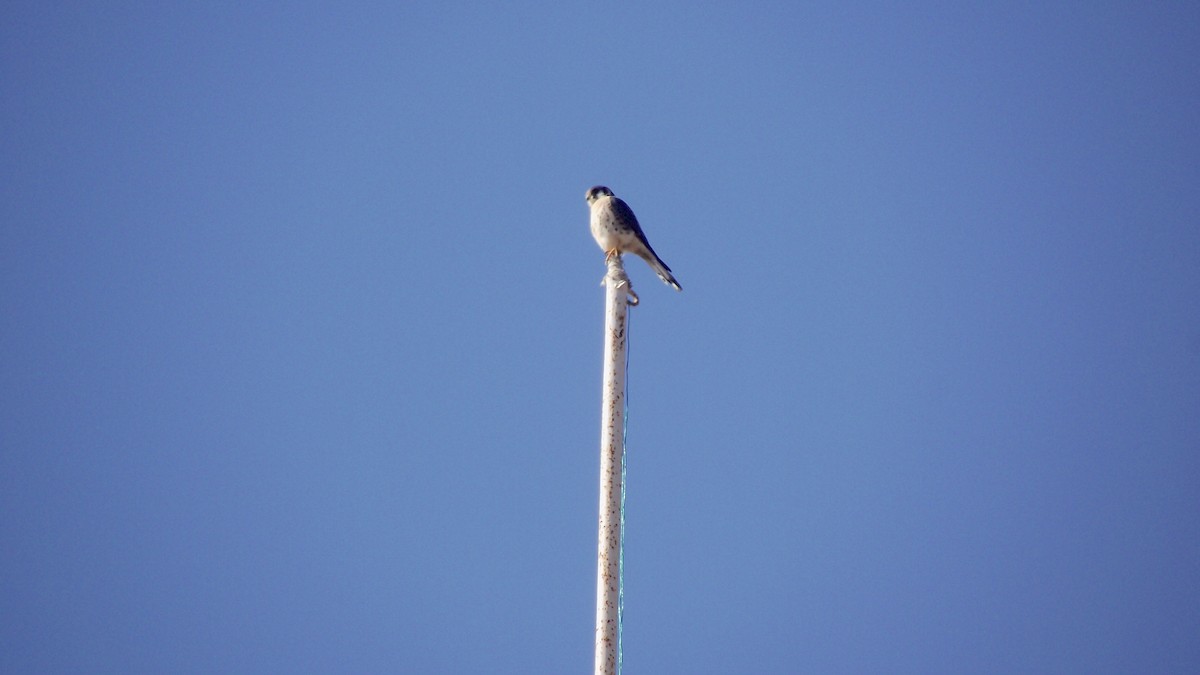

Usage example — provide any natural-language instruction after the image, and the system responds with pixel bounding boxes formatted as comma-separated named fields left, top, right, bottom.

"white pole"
left=595, top=256, right=634, bottom=675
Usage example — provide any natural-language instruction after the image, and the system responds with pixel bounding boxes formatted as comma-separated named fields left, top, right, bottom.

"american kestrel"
left=586, top=186, right=681, bottom=291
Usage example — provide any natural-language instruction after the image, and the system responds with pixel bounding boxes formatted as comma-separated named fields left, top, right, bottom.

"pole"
left=595, top=256, right=633, bottom=675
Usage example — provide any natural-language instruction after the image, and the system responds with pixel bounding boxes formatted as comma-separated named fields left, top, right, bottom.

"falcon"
left=585, top=186, right=681, bottom=291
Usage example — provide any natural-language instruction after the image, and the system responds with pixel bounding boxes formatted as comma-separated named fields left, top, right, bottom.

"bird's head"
left=585, top=185, right=614, bottom=206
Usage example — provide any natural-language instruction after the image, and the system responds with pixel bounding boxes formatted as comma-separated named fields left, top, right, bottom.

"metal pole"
left=595, top=256, right=633, bottom=675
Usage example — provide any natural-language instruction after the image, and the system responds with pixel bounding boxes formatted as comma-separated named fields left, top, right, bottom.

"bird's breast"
left=590, top=209, right=627, bottom=250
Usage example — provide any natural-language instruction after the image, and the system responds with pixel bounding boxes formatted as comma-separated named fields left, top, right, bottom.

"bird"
left=585, top=186, right=681, bottom=291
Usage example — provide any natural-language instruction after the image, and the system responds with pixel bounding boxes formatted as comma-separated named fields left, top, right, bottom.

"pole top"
left=602, top=256, right=639, bottom=306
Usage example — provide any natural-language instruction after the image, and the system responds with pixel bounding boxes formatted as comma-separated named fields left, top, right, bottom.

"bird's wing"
left=612, top=198, right=654, bottom=249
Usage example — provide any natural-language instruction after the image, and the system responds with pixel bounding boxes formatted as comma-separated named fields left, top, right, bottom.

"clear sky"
left=3, top=2, right=1199, bottom=673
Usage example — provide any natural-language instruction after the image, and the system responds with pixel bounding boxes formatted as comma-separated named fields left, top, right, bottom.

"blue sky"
left=3, top=2, right=1198, bottom=672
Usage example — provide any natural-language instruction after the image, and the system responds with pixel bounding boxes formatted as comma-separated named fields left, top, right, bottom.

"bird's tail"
left=642, top=252, right=682, bottom=291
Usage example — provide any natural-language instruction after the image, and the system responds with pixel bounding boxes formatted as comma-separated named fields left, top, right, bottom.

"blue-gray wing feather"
left=612, top=198, right=657, bottom=253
